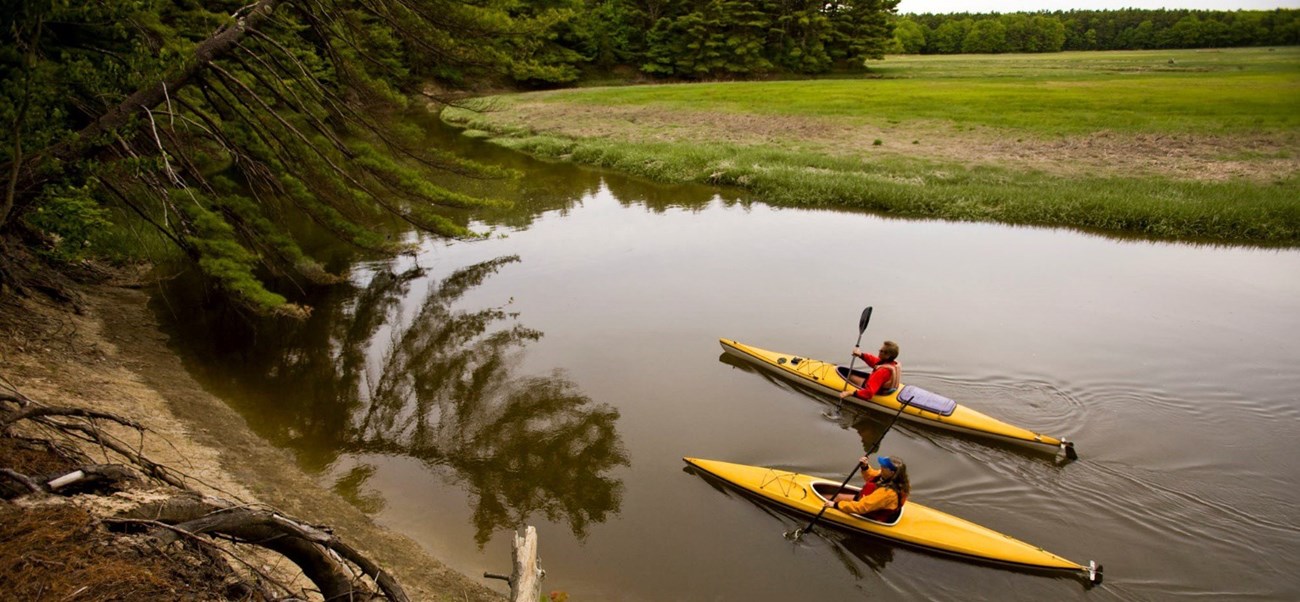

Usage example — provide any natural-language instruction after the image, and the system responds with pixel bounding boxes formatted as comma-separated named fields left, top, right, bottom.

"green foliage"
left=828, top=0, right=896, bottom=65
left=182, top=198, right=291, bottom=314
left=22, top=182, right=111, bottom=262
left=500, top=2, right=588, bottom=85
left=566, top=0, right=660, bottom=73
left=639, top=0, right=898, bottom=78
left=1, top=0, right=561, bottom=315
left=892, top=19, right=927, bottom=54
left=928, top=19, right=972, bottom=54
left=0, top=0, right=160, bottom=225
left=963, top=19, right=1006, bottom=54
left=906, top=8, right=1299, bottom=55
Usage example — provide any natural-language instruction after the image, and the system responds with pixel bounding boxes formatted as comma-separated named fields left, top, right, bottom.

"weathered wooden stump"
left=484, top=525, right=543, bottom=602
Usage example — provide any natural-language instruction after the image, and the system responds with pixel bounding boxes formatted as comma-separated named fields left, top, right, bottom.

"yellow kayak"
left=684, top=457, right=1101, bottom=583
left=720, top=339, right=1076, bottom=457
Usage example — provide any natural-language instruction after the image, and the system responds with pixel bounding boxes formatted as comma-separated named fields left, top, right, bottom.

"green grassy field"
left=444, top=48, right=1300, bottom=245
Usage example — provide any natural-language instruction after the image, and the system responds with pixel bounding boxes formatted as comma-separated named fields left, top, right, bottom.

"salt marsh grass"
left=445, top=48, right=1300, bottom=244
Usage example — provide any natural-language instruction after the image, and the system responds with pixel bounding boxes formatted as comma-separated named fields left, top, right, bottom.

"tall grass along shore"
left=443, top=48, right=1300, bottom=246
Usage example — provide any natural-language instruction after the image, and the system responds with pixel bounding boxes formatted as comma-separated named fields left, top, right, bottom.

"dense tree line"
left=893, top=8, right=1300, bottom=54
left=563, top=0, right=898, bottom=78
left=503, top=0, right=900, bottom=81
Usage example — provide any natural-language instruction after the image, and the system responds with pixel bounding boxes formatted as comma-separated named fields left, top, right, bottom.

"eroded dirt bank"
left=1, top=284, right=502, bottom=601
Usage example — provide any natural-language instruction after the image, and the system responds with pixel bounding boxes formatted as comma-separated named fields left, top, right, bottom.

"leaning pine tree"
left=0, top=0, right=563, bottom=316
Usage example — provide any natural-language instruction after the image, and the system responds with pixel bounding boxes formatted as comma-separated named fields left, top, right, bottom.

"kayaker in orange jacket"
left=839, top=341, right=901, bottom=401
left=825, top=455, right=909, bottom=521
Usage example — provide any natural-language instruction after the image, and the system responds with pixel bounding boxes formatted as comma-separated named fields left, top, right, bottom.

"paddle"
left=824, top=306, right=873, bottom=420
left=787, top=394, right=913, bottom=541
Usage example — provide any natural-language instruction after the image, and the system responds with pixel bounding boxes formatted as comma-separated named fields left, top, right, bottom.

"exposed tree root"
left=0, top=383, right=410, bottom=601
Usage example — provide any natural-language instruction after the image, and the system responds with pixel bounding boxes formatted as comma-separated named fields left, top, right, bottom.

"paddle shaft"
left=833, top=307, right=874, bottom=413
left=868, top=396, right=912, bottom=456
left=795, top=462, right=863, bottom=537
left=791, top=306, right=877, bottom=539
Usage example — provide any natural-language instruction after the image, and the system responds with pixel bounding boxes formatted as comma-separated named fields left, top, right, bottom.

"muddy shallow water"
left=158, top=122, right=1300, bottom=600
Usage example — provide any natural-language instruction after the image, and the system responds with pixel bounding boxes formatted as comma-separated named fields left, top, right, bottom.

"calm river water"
left=158, top=120, right=1300, bottom=600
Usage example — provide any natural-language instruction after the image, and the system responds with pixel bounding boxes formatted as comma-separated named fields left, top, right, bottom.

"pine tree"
left=826, top=0, right=898, bottom=68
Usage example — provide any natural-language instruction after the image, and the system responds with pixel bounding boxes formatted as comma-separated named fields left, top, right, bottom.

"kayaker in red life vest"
left=838, top=340, right=901, bottom=401
left=825, top=455, right=910, bottom=521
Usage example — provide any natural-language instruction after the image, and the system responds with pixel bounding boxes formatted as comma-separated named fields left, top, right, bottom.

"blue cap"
left=877, top=456, right=897, bottom=471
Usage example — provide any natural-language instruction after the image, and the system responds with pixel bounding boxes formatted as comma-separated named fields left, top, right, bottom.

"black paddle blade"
left=1063, top=441, right=1079, bottom=460
left=858, top=306, right=873, bottom=334
left=1088, top=561, right=1103, bottom=585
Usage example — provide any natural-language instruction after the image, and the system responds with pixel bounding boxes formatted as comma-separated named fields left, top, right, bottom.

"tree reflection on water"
left=161, top=254, right=626, bottom=546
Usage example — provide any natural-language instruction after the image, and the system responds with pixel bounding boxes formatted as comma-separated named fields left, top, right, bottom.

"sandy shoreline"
left=1, top=284, right=502, bottom=601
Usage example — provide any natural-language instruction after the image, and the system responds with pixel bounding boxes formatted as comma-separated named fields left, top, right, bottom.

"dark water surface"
left=157, top=122, right=1300, bottom=601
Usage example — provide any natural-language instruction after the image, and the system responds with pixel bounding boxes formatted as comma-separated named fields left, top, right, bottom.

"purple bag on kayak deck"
left=898, top=385, right=957, bottom=416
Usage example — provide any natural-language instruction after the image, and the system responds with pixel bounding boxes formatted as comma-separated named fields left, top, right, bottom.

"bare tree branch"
left=44, top=421, right=190, bottom=490
left=0, top=468, right=44, bottom=494
left=0, top=405, right=143, bottom=431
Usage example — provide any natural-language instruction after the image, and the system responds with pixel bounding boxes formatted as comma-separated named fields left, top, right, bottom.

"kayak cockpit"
left=835, top=365, right=871, bottom=385
left=810, top=480, right=904, bottom=526
left=833, top=366, right=960, bottom=417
